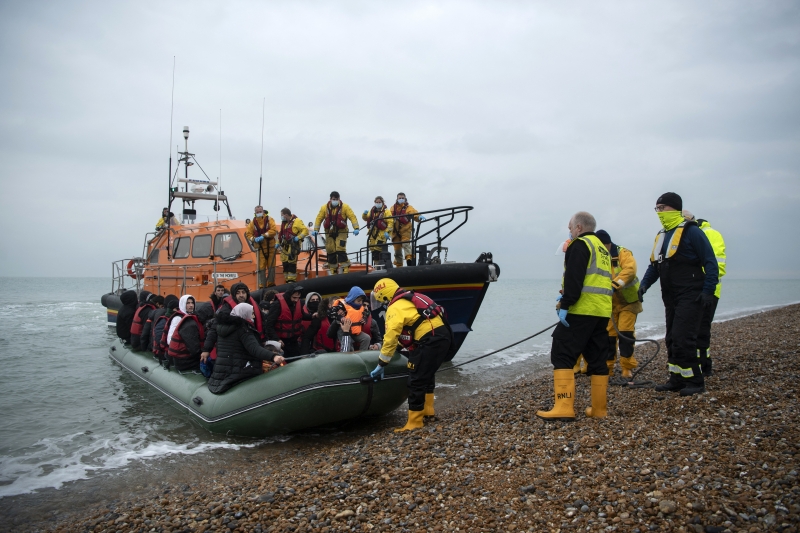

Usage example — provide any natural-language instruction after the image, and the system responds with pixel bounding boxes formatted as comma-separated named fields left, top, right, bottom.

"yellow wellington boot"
left=607, top=359, right=615, bottom=377
left=620, top=356, right=637, bottom=379
left=394, top=410, right=425, bottom=432
left=573, top=360, right=581, bottom=374
left=422, top=393, right=435, bottom=417
left=328, top=268, right=338, bottom=276
left=536, top=369, right=575, bottom=421
left=585, top=375, right=609, bottom=418
left=341, top=263, right=351, bottom=274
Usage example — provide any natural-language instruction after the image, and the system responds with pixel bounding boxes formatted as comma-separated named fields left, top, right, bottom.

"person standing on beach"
left=537, top=211, right=613, bottom=421
left=682, top=210, right=726, bottom=377
left=638, top=193, right=719, bottom=396
left=594, top=230, right=643, bottom=379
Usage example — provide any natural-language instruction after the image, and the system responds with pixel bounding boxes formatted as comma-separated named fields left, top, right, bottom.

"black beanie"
left=656, top=192, right=682, bottom=211
left=595, top=230, right=612, bottom=244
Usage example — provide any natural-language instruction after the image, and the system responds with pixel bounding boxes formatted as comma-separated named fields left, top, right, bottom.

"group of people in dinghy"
left=115, top=281, right=383, bottom=394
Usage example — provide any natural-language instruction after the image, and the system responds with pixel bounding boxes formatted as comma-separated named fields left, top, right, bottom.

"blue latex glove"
left=418, top=216, right=426, bottom=222
left=363, top=210, right=369, bottom=216
left=370, top=364, right=384, bottom=381
left=274, top=242, right=281, bottom=249
left=557, top=308, right=570, bottom=327
left=293, top=236, right=299, bottom=242
left=384, top=232, right=390, bottom=240
left=353, top=229, right=360, bottom=236
left=312, top=230, right=318, bottom=237
left=556, top=294, right=562, bottom=302
left=254, top=235, right=264, bottom=243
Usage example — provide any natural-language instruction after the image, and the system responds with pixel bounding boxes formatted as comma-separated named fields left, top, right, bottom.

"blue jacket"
left=345, top=286, right=366, bottom=307
left=641, top=224, right=719, bottom=295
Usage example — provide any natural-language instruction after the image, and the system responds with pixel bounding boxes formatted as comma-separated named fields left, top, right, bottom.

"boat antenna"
left=218, top=108, right=221, bottom=222
left=259, top=97, right=265, bottom=205
left=167, top=56, right=176, bottom=260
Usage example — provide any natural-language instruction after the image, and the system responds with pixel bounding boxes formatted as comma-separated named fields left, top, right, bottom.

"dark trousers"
left=551, top=315, right=610, bottom=375
left=695, top=295, right=718, bottom=373
left=663, top=289, right=704, bottom=386
left=282, top=337, right=300, bottom=358
left=406, top=326, right=451, bottom=411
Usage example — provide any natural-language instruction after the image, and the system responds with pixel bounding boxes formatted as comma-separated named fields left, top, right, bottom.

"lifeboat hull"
left=108, top=340, right=410, bottom=437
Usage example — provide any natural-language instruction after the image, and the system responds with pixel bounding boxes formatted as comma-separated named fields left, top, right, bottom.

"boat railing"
left=111, top=258, right=143, bottom=295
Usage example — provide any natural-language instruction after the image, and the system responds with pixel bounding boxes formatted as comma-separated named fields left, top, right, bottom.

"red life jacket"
left=392, top=203, right=411, bottom=226
left=389, top=290, right=446, bottom=350
left=167, top=314, right=206, bottom=359
left=224, top=295, right=264, bottom=336
left=252, top=216, right=273, bottom=238
left=323, top=202, right=348, bottom=230
left=275, top=293, right=304, bottom=340
left=279, top=216, right=298, bottom=246
left=159, top=310, right=185, bottom=354
left=366, top=207, right=388, bottom=232
left=130, top=303, right=155, bottom=336
left=315, top=317, right=337, bottom=352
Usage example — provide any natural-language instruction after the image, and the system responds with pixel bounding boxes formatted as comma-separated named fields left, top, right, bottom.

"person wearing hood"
left=330, top=287, right=372, bottom=351
left=362, top=196, right=395, bottom=267
left=299, top=292, right=323, bottom=354
left=595, top=230, right=643, bottom=379
left=277, top=207, right=309, bottom=283
left=216, top=282, right=265, bottom=341
left=390, top=193, right=426, bottom=267
left=148, top=294, right=177, bottom=354
left=208, top=303, right=286, bottom=394
left=165, top=295, right=204, bottom=372
left=140, top=295, right=165, bottom=351
left=265, top=285, right=305, bottom=357
left=210, top=284, right=227, bottom=312
left=683, top=210, right=726, bottom=377
left=129, top=291, right=154, bottom=351
left=245, top=206, right=279, bottom=289
left=313, top=191, right=360, bottom=275
left=115, top=290, right=139, bottom=344
left=639, top=193, right=718, bottom=396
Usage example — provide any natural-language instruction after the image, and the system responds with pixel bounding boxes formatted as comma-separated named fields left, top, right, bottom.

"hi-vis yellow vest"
left=563, top=235, right=613, bottom=317
left=650, top=221, right=691, bottom=263
left=699, top=221, right=726, bottom=298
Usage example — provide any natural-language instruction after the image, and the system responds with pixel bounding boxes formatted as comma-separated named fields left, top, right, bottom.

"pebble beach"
left=5, top=303, right=800, bottom=533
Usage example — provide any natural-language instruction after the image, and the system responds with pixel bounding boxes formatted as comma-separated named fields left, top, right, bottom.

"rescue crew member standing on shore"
left=362, top=196, right=394, bottom=267
left=370, top=278, right=453, bottom=432
left=277, top=208, right=309, bottom=283
left=639, top=193, right=719, bottom=396
left=390, top=193, right=426, bottom=267
left=313, top=191, right=359, bottom=275
left=682, top=209, right=726, bottom=377
left=245, top=206, right=278, bottom=288
left=595, top=230, right=643, bottom=379
left=537, top=211, right=613, bottom=421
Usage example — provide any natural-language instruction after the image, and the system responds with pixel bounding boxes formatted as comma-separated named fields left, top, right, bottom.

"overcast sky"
left=1, top=1, right=799, bottom=279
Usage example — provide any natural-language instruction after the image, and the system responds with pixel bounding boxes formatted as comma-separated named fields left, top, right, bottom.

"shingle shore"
left=14, top=305, right=800, bottom=532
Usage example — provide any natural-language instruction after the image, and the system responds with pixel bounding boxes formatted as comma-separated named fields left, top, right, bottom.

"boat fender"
left=193, top=396, right=203, bottom=406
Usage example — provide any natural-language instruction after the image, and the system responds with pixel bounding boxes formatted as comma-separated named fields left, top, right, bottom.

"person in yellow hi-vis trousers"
left=245, top=206, right=278, bottom=288
left=277, top=207, right=309, bottom=283
left=362, top=196, right=394, bottom=268
left=313, top=191, right=359, bottom=275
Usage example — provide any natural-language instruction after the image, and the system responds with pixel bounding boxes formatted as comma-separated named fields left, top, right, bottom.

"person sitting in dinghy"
left=216, top=282, right=265, bottom=341
left=166, top=295, right=205, bottom=373
left=208, top=303, right=286, bottom=394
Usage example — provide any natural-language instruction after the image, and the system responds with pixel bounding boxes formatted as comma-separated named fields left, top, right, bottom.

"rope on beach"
left=437, top=322, right=560, bottom=373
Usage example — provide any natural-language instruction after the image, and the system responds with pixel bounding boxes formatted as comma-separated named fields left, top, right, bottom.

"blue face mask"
left=331, top=200, right=340, bottom=207
left=350, top=301, right=362, bottom=309
left=397, top=198, right=405, bottom=204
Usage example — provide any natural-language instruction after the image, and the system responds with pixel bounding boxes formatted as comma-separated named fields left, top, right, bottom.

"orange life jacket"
left=323, top=203, right=348, bottom=230
left=333, top=298, right=368, bottom=336
left=275, top=293, right=304, bottom=340
left=167, top=314, right=206, bottom=359
left=130, top=303, right=155, bottom=336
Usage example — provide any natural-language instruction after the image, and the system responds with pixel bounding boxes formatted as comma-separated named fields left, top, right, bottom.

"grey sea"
left=0, top=277, right=799, bottom=500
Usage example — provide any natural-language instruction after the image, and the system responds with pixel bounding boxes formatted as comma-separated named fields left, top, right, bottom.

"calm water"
left=0, top=277, right=798, bottom=498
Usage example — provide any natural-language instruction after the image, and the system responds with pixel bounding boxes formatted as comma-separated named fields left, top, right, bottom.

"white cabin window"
left=213, top=232, right=242, bottom=260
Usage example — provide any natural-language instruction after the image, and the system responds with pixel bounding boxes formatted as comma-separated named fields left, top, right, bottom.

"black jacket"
left=207, top=317, right=280, bottom=394
left=560, top=233, right=595, bottom=311
left=171, top=317, right=203, bottom=372
left=129, top=291, right=153, bottom=351
left=215, top=282, right=252, bottom=325
left=115, top=290, right=138, bottom=343
left=195, top=303, right=217, bottom=354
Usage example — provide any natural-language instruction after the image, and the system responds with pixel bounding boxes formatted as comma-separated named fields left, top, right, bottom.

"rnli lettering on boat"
left=212, top=273, right=239, bottom=280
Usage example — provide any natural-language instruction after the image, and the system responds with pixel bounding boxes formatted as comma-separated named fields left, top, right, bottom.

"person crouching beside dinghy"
left=537, top=211, right=613, bottom=421
left=166, top=295, right=205, bottom=373
left=370, top=278, right=453, bottom=432
left=208, top=303, right=286, bottom=394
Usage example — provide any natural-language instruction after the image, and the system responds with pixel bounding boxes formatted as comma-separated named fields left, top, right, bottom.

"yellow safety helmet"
left=373, top=278, right=400, bottom=304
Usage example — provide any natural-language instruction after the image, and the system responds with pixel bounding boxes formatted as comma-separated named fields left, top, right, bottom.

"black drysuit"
left=115, top=290, right=138, bottom=344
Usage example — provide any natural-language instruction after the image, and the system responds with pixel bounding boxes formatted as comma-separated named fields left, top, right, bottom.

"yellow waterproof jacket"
left=155, top=216, right=180, bottom=230
left=245, top=216, right=277, bottom=244
left=390, top=203, right=420, bottom=238
left=612, top=247, right=643, bottom=313
left=362, top=207, right=395, bottom=239
left=279, top=216, right=309, bottom=247
left=379, top=298, right=444, bottom=364
left=314, top=202, right=359, bottom=233
left=699, top=221, right=726, bottom=297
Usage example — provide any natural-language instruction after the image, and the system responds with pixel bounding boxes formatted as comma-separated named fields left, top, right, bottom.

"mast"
left=259, top=97, right=265, bottom=205
left=167, top=56, right=176, bottom=260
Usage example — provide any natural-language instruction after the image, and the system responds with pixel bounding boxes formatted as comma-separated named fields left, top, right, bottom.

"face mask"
left=397, top=198, right=405, bottom=204
left=350, top=301, right=362, bottom=310
left=307, top=301, right=320, bottom=312
left=657, top=210, right=683, bottom=231
left=330, top=200, right=339, bottom=207
left=255, top=212, right=264, bottom=218
left=281, top=216, right=288, bottom=222
left=374, top=202, right=382, bottom=209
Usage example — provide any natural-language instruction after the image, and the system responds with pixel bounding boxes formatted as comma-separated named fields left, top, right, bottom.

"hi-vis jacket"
left=562, top=234, right=613, bottom=317
left=610, top=245, right=641, bottom=310
left=246, top=215, right=278, bottom=243
left=698, top=220, right=726, bottom=298
left=314, top=202, right=359, bottom=235
left=379, top=298, right=444, bottom=364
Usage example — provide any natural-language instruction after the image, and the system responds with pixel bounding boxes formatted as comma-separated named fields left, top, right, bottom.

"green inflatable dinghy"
left=109, top=340, right=410, bottom=437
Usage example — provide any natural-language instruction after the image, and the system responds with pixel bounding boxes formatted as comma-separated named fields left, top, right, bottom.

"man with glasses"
left=638, top=193, right=719, bottom=396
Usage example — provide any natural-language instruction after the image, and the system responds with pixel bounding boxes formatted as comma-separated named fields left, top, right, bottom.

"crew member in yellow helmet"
left=537, top=211, right=613, bottom=421
left=639, top=193, right=718, bottom=396
left=682, top=210, right=726, bottom=377
left=370, top=278, right=452, bottom=432
left=595, top=229, right=643, bottom=379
